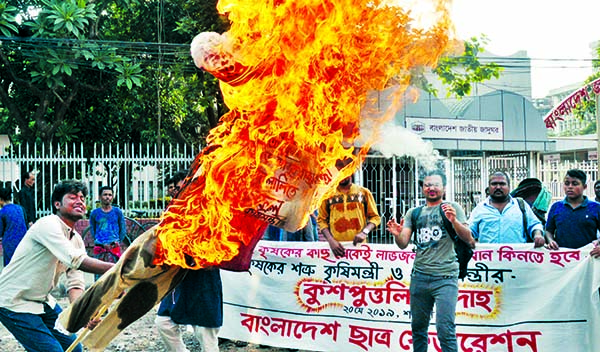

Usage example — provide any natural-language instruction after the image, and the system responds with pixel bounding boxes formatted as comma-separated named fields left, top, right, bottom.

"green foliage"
left=0, top=0, right=498, bottom=148
left=580, top=120, right=596, bottom=135
left=0, top=0, right=154, bottom=145
left=54, top=122, right=80, bottom=141
left=430, top=36, right=503, bottom=97
left=594, top=45, right=600, bottom=71
left=0, top=1, right=18, bottom=37
left=115, top=61, right=143, bottom=89
left=569, top=43, right=600, bottom=126
left=40, top=0, right=96, bottom=39
left=21, top=0, right=142, bottom=90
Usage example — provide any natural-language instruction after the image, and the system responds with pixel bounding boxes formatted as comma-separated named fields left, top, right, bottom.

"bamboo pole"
left=65, top=305, right=109, bottom=352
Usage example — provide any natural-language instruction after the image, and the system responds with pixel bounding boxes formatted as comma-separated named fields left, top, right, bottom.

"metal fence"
left=450, top=152, right=536, bottom=217
left=539, top=159, right=598, bottom=202
left=1, top=142, right=595, bottom=245
left=360, top=155, right=417, bottom=244
left=0, top=143, right=200, bottom=219
left=0, top=142, right=418, bottom=244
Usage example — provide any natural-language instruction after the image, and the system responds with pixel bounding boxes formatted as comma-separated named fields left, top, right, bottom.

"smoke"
left=370, top=123, right=443, bottom=171
left=357, top=89, right=444, bottom=171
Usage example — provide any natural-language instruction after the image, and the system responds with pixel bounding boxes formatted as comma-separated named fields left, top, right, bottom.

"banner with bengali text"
left=220, top=241, right=600, bottom=351
left=543, top=77, right=600, bottom=129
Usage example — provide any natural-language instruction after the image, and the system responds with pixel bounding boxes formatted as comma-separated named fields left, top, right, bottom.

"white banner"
left=220, top=241, right=600, bottom=351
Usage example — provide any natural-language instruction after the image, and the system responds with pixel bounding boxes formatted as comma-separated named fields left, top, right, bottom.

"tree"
left=0, top=0, right=230, bottom=147
left=0, top=0, right=148, bottom=144
left=93, top=0, right=229, bottom=146
left=427, top=36, right=502, bottom=97
left=553, top=42, right=600, bottom=136
left=0, top=0, right=500, bottom=146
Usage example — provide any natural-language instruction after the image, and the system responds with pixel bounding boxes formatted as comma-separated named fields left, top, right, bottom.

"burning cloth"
left=59, top=0, right=454, bottom=349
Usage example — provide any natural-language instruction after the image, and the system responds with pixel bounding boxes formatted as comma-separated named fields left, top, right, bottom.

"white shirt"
left=0, top=215, right=87, bottom=314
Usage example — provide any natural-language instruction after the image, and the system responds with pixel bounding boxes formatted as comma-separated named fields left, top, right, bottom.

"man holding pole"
left=0, top=180, right=114, bottom=352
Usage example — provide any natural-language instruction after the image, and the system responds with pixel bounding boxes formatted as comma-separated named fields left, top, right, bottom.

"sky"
left=450, top=0, right=599, bottom=98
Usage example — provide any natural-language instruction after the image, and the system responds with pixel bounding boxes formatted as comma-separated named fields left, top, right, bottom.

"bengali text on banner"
left=220, top=241, right=600, bottom=352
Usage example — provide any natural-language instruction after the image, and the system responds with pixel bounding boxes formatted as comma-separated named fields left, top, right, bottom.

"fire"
left=153, top=0, right=454, bottom=268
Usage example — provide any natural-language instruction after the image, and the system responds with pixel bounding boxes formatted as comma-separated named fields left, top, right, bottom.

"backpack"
left=514, top=197, right=530, bottom=242
left=411, top=203, right=473, bottom=280
left=510, top=178, right=551, bottom=226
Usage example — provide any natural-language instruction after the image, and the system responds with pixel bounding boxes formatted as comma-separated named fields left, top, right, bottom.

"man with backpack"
left=386, top=170, right=475, bottom=352
left=469, top=172, right=545, bottom=247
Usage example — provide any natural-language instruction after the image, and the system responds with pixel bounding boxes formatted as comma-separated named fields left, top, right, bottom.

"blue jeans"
left=0, top=303, right=82, bottom=352
left=410, top=271, right=458, bottom=352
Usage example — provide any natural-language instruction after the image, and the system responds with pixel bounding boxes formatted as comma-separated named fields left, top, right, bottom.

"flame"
left=153, top=0, right=454, bottom=268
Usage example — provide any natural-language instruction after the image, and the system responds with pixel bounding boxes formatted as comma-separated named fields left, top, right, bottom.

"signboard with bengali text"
left=221, top=241, right=600, bottom=352
left=405, top=118, right=503, bottom=140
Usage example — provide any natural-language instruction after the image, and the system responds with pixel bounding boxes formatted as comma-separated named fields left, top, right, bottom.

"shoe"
left=218, top=338, right=247, bottom=347
left=233, top=340, right=248, bottom=347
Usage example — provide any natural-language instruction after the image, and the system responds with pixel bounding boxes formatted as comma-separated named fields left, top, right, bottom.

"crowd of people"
left=0, top=167, right=599, bottom=352
left=321, top=168, right=600, bottom=352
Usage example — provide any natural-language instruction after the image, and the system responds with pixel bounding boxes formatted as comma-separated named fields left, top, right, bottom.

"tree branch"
left=0, top=50, right=43, bottom=96
left=46, top=85, right=81, bottom=139
left=0, top=79, right=28, bottom=133
left=64, top=75, right=105, bottom=92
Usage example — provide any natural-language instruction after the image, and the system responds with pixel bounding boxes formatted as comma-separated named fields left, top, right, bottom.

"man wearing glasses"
left=387, top=170, right=475, bottom=352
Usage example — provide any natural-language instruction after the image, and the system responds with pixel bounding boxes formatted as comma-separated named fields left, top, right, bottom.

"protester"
left=0, top=187, right=28, bottom=266
left=317, top=175, right=381, bottom=258
left=18, top=170, right=36, bottom=227
left=469, top=172, right=545, bottom=247
left=386, top=170, right=475, bottom=352
left=259, top=211, right=315, bottom=351
left=0, top=180, right=114, bottom=352
left=166, top=170, right=188, bottom=199
left=263, top=213, right=316, bottom=242
left=594, top=179, right=600, bottom=203
left=155, top=268, right=223, bottom=352
left=89, top=186, right=126, bottom=279
left=156, top=171, right=224, bottom=352
left=510, top=177, right=552, bottom=226
left=546, top=169, right=600, bottom=256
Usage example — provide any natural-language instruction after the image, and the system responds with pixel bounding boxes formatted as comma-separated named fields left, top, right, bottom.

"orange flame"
left=153, top=0, right=454, bottom=268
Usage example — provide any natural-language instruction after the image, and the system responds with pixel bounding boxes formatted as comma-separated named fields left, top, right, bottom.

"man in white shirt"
left=0, top=180, right=114, bottom=352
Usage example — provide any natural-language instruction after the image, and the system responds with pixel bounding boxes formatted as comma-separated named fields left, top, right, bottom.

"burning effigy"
left=59, top=0, right=455, bottom=349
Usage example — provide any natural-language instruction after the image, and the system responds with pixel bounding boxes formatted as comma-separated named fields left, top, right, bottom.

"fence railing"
left=0, top=143, right=200, bottom=219
left=539, top=159, right=598, bottom=202
left=0, top=142, right=418, bottom=244
left=1, top=142, right=596, bottom=244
